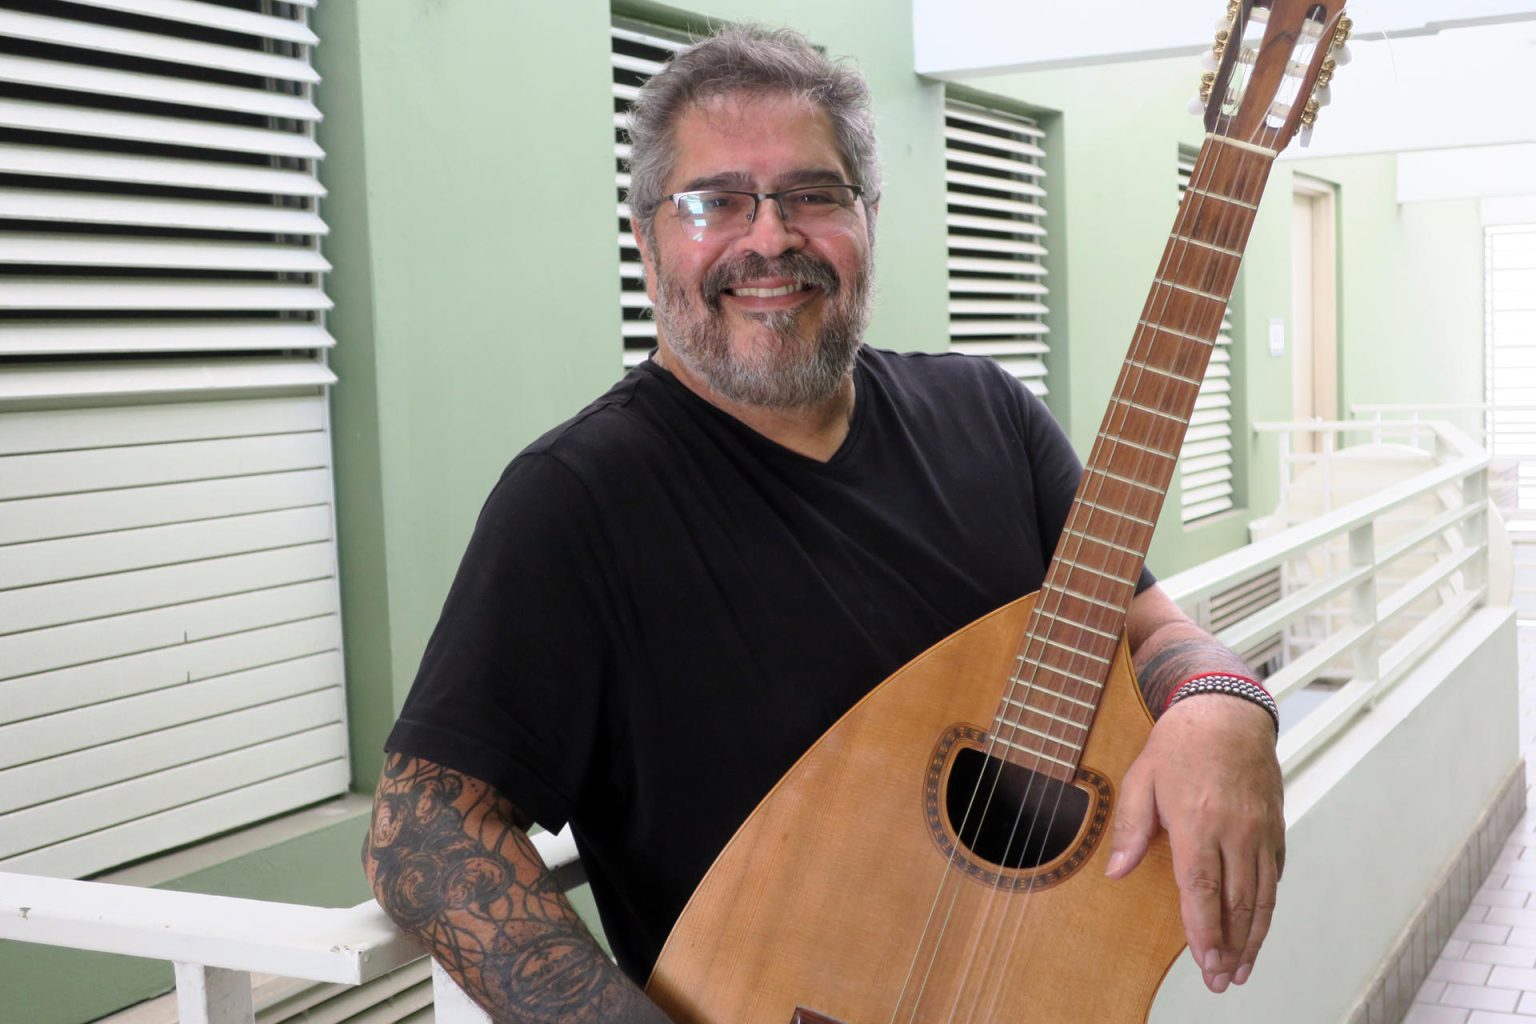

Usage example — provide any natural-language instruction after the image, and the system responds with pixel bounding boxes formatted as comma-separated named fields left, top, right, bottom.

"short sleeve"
left=385, top=453, right=619, bottom=832
left=1000, top=366, right=1158, bottom=594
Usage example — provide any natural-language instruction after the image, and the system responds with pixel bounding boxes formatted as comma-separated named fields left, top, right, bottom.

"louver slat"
left=0, top=99, right=324, bottom=158
left=0, top=143, right=326, bottom=196
left=0, top=56, right=321, bottom=121
left=1, top=0, right=346, bottom=881
left=613, top=21, right=689, bottom=368
left=945, top=96, right=1051, bottom=395
left=0, top=10, right=319, bottom=82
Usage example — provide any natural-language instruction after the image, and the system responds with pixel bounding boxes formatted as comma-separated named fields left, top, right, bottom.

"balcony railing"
left=0, top=420, right=1497, bottom=1022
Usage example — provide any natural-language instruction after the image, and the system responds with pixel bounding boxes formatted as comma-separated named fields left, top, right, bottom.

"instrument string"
left=894, top=6, right=1330, bottom=1016
left=897, top=122, right=1234, bottom=1024
left=955, top=121, right=1250, bottom=1024
left=964, top=67, right=1295, bottom=1022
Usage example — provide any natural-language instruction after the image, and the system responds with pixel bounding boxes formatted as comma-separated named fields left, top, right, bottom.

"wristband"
left=1164, top=672, right=1279, bottom=734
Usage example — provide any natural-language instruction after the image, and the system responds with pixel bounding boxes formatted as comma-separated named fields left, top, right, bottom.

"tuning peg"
left=1332, top=42, right=1353, bottom=65
left=1216, top=15, right=1235, bottom=30
left=1188, top=95, right=1208, bottom=115
left=1200, top=49, right=1220, bottom=72
left=1313, top=84, right=1332, bottom=107
left=1298, top=124, right=1314, bottom=147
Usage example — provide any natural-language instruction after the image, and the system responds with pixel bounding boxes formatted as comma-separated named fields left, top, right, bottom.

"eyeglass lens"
left=674, top=186, right=859, bottom=242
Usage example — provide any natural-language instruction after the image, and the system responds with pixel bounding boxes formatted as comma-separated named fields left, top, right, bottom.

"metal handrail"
left=1164, top=418, right=1492, bottom=774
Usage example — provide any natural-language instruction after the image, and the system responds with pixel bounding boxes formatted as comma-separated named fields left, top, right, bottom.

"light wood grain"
left=648, top=593, right=1183, bottom=1024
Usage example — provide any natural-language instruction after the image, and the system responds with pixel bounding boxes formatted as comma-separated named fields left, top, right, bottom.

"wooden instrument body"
left=646, top=592, right=1184, bottom=1023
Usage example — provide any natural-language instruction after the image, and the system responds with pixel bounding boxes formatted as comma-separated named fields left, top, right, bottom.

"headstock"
left=1190, top=0, right=1352, bottom=151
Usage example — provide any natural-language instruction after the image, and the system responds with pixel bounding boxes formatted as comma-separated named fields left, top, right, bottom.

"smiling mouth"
left=726, top=283, right=811, bottom=298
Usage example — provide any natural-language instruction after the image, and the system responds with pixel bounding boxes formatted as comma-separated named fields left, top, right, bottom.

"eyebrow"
left=675, top=166, right=851, bottom=193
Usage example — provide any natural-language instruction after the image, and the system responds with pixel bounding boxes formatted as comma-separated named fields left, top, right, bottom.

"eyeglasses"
left=662, top=184, right=864, bottom=243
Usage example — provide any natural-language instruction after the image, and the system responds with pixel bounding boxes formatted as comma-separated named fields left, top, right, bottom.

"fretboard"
left=994, top=138, right=1276, bottom=781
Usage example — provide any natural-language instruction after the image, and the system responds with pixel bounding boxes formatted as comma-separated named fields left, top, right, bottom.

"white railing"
left=1163, top=418, right=1493, bottom=773
left=0, top=428, right=1496, bottom=1019
left=0, top=827, right=578, bottom=1024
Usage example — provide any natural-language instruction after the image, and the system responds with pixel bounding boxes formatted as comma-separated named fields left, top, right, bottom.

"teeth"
left=732, top=283, right=805, bottom=298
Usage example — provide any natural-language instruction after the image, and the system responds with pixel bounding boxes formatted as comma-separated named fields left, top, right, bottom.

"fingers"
left=1105, top=763, right=1157, bottom=878
left=1171, top=834, right=1228, bottom=991
left=1235, top=849, right=1281, bottom=985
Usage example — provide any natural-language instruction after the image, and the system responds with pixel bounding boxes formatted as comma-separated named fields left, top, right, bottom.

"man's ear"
left=631, top=216, right=659, bottom=304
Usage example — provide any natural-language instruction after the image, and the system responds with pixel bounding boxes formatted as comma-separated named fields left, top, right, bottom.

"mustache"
left=701, top=252, right=840, bottom=310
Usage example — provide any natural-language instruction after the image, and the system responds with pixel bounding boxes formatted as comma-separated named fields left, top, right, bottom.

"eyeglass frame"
left=658, top=183, right=867, bottom=241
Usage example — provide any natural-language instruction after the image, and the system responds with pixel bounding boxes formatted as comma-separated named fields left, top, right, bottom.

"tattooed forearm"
left=1133, top=623, right=1255, bottom=715
left=363, top=754, right=672, bottom=1024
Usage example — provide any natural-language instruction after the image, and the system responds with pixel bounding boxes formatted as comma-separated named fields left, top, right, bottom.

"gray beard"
left=652, top=254, right=872, bottom=410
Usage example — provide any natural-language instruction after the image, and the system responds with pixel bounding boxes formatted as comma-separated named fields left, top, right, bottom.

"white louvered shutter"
left=612, top=20, right=685, bottom=371
left=1486, top=224, right=1536, bottom=514
left=944, top=99, right=1050, bottom=396
left=0, top=0, right=349, bottom=879
left=1176, top=148, right=1236, bottom=523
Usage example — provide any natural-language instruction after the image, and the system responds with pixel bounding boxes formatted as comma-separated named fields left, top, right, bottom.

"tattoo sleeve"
left=1132, top=620, right=1256, bottom=716
left=363, top=754, right=672, bottom=1023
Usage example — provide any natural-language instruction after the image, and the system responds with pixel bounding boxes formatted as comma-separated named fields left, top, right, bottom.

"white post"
left=1465, top=469, right=1490, bottom=603
left=1349, top=521, right=1381, bottom=703
left=431, top=959, right=495, bottom=1024
left=172, top=963, right=254, bottom=1024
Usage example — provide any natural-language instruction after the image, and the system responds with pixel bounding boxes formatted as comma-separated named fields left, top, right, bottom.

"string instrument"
left=646, top=2, right=1350, bottom=1020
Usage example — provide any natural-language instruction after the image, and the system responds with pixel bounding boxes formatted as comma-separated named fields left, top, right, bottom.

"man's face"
left=637, top=92, right=875, bottom=409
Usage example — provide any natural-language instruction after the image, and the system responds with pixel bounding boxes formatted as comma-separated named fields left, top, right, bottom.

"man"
left=365, top=25, right=1284, bottom=1023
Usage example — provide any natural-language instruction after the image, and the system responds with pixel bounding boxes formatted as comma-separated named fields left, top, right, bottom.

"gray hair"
left=625, top=24, right=882, bottom=247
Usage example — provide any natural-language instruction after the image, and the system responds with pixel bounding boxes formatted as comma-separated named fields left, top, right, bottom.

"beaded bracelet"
left=1164, top=672, right=1280, bottom=735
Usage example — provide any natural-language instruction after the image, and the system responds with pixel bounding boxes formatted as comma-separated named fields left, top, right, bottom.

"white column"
left=172, top=963, right=254, bottom=1024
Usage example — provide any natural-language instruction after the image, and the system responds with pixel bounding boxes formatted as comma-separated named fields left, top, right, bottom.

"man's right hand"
left=364, top=754, right=673, bottom=1023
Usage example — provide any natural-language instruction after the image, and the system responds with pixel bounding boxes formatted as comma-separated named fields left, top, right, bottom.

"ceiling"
left=915, top=0, right=1536, bottom=186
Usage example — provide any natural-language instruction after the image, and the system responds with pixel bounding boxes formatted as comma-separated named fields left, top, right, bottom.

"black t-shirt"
left=385, top=346, right=1154, bottom=980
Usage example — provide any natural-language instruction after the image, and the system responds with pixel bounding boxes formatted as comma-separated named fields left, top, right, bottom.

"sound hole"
left=944, top=748, right=1089, bottom=870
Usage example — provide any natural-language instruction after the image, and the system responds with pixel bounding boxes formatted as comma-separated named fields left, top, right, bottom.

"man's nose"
left=740, top=197, right=806, bottom=256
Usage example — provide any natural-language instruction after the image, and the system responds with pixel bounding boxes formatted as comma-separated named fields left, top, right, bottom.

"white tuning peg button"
left=1200, top=50, right=1220, bottom=72
left=1188, top=95, right=1208, bottom=116
left=1332, top=42, right=1353, bottom=65
left=1314, top=84, right=1332, bottom=106
left=1299, top=124, right=1314, bottom=148
left=1216, top=15, right=1234, bottom=30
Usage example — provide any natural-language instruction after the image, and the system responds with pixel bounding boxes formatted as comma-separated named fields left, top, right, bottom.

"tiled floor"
left=1405, top=624, right=1536, bottom=1023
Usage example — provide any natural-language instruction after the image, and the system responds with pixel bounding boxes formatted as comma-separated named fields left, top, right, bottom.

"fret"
left=1055, top=585, right=1125, bottom=613
left=1112, top=396, right=1188, bottom=426
left=1063, top=526, right=1143, bottom=559
left=1054, top=558, right=1134, bottom=590
left=993, top=716, right=1085, bottom=752
left=1154, top=278, right=1229, bottom=305
left=1013, top=660, right=1104, bottom=699
left=1126, top=358, right=1203, bottom=387
left=991, top=734, right=1078, bottom=770
left=1183, top=186, right=1259, bottom=212
left=1206, top=133, right=1280, bottom=160
left=998, top=698, right=1090, bottom=729
left=1031, top=630, right=1111, bottom=665
left=1170, top=233, right=1243, bottom=259
left=1085, top=465, right=1163, bottom=495
left=1138, top=319, right=1214, bottom=347
left=1100, top=437, right=1178, bottom=465
left=1073, top=497, right=1157, bottom=528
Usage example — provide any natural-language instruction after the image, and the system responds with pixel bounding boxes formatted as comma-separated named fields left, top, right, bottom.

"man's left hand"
left=1103, top=692, right=1285, bottom=994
